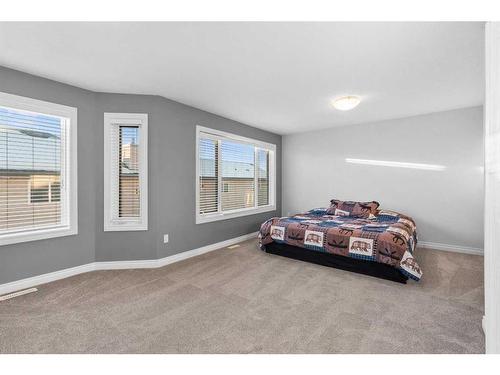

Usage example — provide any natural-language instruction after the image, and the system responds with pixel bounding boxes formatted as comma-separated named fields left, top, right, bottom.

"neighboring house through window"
left=29, top=176, right=61, bottom=204
left=0, top=92, right=78, bottom=246
left=196, top=126, right=276, bottom=224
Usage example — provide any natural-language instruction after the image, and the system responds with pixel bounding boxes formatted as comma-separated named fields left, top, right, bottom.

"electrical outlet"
left=163, top=234, right=169, bottom=244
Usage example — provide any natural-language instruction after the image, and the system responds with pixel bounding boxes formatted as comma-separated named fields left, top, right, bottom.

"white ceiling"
left=0, top=22, right=484, bottom=135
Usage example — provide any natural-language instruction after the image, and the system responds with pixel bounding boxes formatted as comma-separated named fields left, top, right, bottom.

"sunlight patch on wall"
left=345, top=158, right=446, bottom=171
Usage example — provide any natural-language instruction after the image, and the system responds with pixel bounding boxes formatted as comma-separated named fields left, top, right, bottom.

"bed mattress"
left=258, top=208, right=422, bottom=281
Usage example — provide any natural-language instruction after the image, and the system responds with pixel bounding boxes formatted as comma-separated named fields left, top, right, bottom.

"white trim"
left=196, top=205, right=277, bottom=224
left=0, top=263, right=95, bottom=297
left=0, top=91, right=78, bottom=246
left=485, top=22, right=500, bottom=354
left=418, top=241, right=483, bottom=256
left=197, top=125, right=276, bottom=151
left=0, top=232, right=258, bottom=296
left=103, top=113, right=148, bottom=231
left=195, top=125, right=277, bottom=224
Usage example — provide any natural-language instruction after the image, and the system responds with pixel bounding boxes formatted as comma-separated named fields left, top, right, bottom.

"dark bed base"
left=264, top=242, right=408, bottom=284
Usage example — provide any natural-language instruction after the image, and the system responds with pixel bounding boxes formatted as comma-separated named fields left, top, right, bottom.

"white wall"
left=484, top=21, right=500, bottom=354
left=283, top=107, right=484, bottom=250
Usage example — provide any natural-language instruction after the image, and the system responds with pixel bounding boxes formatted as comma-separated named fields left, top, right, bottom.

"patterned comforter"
left=259, top=208, right=422, bottom=281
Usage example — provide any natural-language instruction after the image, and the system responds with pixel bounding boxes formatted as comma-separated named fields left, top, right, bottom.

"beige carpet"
left=0, top=239, right=484, bottom=353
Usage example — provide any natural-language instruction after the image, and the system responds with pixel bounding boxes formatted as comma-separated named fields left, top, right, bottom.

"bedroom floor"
left=0, top=239, right=484, bottom=354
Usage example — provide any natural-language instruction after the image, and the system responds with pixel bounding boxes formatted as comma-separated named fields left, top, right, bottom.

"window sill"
left=0, top=226, right=78, bottom=246
left=196, top=204, right=276, bottom=224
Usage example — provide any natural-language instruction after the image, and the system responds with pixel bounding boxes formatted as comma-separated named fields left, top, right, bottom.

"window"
left=196, top=126, right=276, bottom=224
left=0, top=92, right=78, bottom=246
left=29, top=176, right=60, bottom=204
left=104, top=113, right=148, bottom=231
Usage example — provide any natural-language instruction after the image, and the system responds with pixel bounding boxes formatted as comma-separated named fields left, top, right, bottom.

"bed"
left=258, top=201, right=422, bottom=283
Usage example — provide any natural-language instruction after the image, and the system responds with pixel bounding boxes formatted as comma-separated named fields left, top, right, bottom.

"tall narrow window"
left=0, top=92, right=78, bottom=246
left=104, top=113, right=148, bottom=231
left=118, top=126, right=140, bottom=218
left=196, top=126, right=276, bottom=224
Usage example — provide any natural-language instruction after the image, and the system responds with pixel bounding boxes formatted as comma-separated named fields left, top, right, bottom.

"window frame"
left=103, top=113, right=148, bottom=232
left=0, top=91, right=78, bottom=246
left=196, top=125, right=276, bottom=224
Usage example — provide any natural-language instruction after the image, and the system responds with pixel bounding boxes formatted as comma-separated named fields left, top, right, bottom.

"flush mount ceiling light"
left=332, top=95, right=361, bottom=111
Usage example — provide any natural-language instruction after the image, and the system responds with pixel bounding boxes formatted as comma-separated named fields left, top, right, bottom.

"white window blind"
left=0, top=92, right=77, bottom=246
left=196, top=126, right=276, bottom=224
left=257, top=148, right=270, bottom=206
left=104, top=113, right=148, bottom=231
left=199, top=137, right=218, bottom=214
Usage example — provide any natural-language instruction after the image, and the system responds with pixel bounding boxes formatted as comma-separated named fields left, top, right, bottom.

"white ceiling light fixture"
left=332, top=95, right=361, bottom=111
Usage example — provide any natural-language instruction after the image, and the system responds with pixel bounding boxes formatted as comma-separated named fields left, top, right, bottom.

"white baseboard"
left=93, top=231, right=258, bottom=270
left=0, top=263, right=96, bottom=297
left=0, top=232, right=258, bottom=296
left=418, top=241, right=483, bottom=256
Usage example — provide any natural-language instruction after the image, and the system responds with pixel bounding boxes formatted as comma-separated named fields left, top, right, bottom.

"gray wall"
left=0, top=66, right=98, bottom=284
left=94, top=93, right=282, bottom=262
left=283, top=107, right=484, bottom=250
left=0, top=66, right=282, bottom=284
